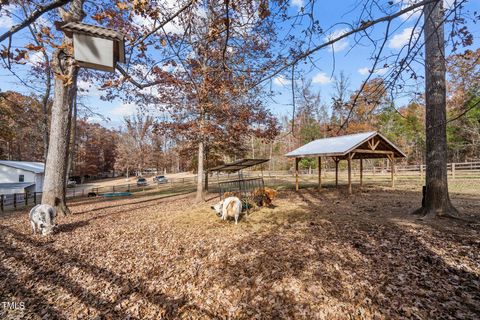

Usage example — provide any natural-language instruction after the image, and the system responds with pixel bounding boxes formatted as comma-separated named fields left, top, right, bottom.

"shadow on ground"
left=0, top=186, right=478, bottom=319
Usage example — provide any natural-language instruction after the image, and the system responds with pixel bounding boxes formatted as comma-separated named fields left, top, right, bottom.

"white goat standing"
left=211, top=196, right=243, bottom=224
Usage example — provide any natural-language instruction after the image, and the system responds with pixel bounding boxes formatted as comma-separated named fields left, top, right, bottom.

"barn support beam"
left=353, top=149, right=394, bottom=155
left=360, top=158, right=363, bottom=187
left=334, top=157, right=339, bottom=188
left=387, top=154, right=395, bottom=188
left=295, top=157, right=299, bottom=191
left=318, top=156, right=322, bottom=190
left=347, top=153, right=355, bottom=194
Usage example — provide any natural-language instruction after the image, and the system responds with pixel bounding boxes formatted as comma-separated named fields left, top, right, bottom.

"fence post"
left=1, top=194, right=3, bottom=212
left=420, top=164, right=423, bottom=180
left=14, top=193, right=17, bottom=209
left=25, top=192, right=28, bottom=206
left=113, top=185, right=115, bottom=192
left=128, top=184, right=130, bottom=192
left=452, top=163, right=455, bottom=180
left=33, top=192, right=37, bottom=205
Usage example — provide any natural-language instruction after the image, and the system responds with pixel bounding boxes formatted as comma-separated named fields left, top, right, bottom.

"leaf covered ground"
left=0, top=186, right=479, bottom=319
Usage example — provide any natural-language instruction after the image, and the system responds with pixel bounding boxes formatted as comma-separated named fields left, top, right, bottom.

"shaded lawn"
left=0, top=187, right=479, bottom=319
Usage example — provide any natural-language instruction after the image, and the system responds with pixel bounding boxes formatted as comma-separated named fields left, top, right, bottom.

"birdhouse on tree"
left=61, top=22, right=125, bottom=72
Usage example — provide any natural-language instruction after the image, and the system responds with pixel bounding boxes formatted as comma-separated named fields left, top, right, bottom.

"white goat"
left=211, top=196, right=243, bottom=224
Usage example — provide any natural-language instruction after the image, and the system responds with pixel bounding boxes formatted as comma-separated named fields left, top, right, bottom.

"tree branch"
left=130, top=0, right=195, bottom=48
left=0, top=0, right=71, bottom=42
left=260, top=0, right=436, bottom=85
left=115, top=64, right=163, bottom=89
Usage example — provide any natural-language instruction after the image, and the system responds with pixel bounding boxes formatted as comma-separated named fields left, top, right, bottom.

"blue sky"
left=0, top=0, right=479, bottom=128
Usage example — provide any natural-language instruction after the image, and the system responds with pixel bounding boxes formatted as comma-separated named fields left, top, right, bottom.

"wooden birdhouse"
left=61, top=22, right=125, bottom=72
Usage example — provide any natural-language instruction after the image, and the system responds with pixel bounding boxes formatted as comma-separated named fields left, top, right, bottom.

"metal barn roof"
left=285, top=131, right=406, bottom=159
left=208, top=158, right=269, bottom=173
left=0, top=161, right=45, bottom=173
left=0, top=182, right=35, bottom=189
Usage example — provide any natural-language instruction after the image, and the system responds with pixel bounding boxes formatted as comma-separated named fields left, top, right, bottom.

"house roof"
left=0, top=161, right=45, bottom=173
left=0, top=182, right=35, bottom=189
left=208, top=158, right=269, bottom=173
left=285, top=131, right=406, bottom=159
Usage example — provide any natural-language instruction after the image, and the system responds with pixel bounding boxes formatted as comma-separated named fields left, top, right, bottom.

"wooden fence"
left=1, top=161, right=479, bottom=213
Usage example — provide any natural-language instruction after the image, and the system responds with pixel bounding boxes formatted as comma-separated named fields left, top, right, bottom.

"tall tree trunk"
left=196, top=139, right=205, bottom=202
left=269, top=141, right=273, bottom=170
left=195, top=104, right=206, bottom=202
left=41, top=81, right=51, bottom=163
left=414, top=0, right=458, bottom=218
left=251, top=135, right=255, bottom=158
left=42, top=71, right=77, bottom=215
left=67, top=95, right=77, bottom=177
left=41, top=0, right=84, bottom=216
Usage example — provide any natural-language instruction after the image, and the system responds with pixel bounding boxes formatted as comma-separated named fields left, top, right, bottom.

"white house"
left=0, top=161, right=45, bottom=194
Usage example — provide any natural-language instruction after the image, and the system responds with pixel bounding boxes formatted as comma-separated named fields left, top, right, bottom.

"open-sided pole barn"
left=285, top=131, right=406, bottom=194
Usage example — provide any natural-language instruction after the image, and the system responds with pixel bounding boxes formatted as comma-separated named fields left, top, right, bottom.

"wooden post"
left=295, top=157, right=299, bottom=191
left=335, top=158, right=339, bottom=188
left=318, top=156, right=322, bottom=190
left=25, top=192, right=28, bottom=206
left=347, top=154, right=352, bottom=194
left=13, top=193, right=17, bottom=209
left=451, top=162, right=455, bottom=180
left=360, top=158, right=363, bottom=187
left=0, top=194, right=3, bottom=212
left=34, top=192, right=37, bottom=205
left=388, top=153, right=395, bottom=188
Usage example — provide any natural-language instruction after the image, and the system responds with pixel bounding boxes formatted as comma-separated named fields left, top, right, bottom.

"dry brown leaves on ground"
left=0, top=187, right=479, bottom=319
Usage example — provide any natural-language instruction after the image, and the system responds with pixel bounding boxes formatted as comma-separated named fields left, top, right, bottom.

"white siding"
left=0, top=165, right=36, bottom=183
left=34, top=174, right=44, bottom=192
left=0, top=164, right=44, bottom=193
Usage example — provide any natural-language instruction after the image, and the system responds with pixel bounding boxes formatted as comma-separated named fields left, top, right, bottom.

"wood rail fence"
left=1, top=161, right=479, bottom=213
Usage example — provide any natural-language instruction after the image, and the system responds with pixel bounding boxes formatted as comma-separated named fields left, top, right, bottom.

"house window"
left=19, top=175, right=24, bottom=182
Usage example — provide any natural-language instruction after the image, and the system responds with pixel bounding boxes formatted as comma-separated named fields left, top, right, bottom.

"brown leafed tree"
left=114, top=114, right=156, bottom=177
left=0, top=91, right=45, bottom=161
left=73, top=120, right=118, bottom=178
